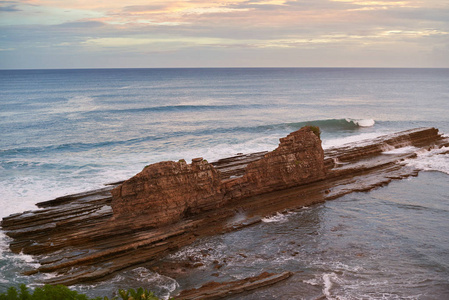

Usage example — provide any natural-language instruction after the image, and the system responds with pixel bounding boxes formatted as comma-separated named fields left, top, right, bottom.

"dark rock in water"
left=175, top=271, right=293, bottom=300
left=1, top=126, right=448, bottom=289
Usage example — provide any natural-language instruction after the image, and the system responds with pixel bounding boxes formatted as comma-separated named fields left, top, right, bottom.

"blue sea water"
left=0, top=68, right=448, bottom=299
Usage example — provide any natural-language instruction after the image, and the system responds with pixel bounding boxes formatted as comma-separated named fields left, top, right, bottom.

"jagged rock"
left=111, top=126, right=325, bottom=225
left=223, top=126, right=325, bottom=201
left=111, top=158, right=223, bottom=227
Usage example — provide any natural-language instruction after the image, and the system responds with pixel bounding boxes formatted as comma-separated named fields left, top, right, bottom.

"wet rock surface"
left=175, top=271, right=293, bottom=300
left=1, top=127, right=448, bottom=293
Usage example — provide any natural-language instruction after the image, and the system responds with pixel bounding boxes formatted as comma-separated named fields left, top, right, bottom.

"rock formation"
left=223, top=126, right=325, bottom=201
left=1, top=126, right=448, bottom=288
left=111, top=159, right=224, bottom=227
left=175, top=272, right=293, bottom=300
left=111, top=126, right=325, bottom=226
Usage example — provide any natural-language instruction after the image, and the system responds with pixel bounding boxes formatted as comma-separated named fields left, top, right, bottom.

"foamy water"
left=401, top=146, right=449, bottom=175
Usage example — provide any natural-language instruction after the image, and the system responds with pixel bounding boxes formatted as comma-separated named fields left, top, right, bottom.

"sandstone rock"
left=111, top=126, right=326, bottom=226
left=111, top=159, right=223, bottom=227
left=175, top=271, right=293, bottom=300
left=111, top=158, right=222, bottom=226
left=223, top=126, right=325, bottom=200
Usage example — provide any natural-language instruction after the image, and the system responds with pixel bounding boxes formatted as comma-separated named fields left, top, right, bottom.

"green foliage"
left=307, top=126, right=321, bottom=139
left=0, top=285, right=167, bottom=300
left=110, top=288, right=160, bottom=300
left=178, top=159, right=186, bottom=163
left=0, top=284, right=99, bottom=300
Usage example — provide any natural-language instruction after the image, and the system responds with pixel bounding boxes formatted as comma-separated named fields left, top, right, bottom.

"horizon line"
left=2, top=66, right=449, bottom=71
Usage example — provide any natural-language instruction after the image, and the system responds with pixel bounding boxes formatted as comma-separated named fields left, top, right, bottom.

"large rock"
left=111, top=126, right=326, bottom=226
left=224, top=126, right=325, bottom=200
left=111, top=158, right=223, bottom=227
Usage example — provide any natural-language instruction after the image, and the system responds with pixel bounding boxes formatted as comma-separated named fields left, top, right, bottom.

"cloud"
left=122, top=4, right=171, bottom=13
left=0, top=0, right=448, bottom=68
left=0, top=4, right=21, bottom=12
left=56, top=20, right=106, bottom=28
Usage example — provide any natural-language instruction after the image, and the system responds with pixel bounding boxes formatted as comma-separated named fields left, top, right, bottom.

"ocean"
left=0, top=68, right=448, bottom=299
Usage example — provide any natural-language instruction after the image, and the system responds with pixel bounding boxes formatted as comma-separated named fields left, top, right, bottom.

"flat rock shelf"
left=2, top=127, right=449, bottom=294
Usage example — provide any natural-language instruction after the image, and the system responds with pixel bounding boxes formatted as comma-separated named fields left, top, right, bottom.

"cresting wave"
left=345, top=118, right=375, bottom=128
left=252, top=118, right=376, bottom=132
left=0, top=119, right=376, bottom=156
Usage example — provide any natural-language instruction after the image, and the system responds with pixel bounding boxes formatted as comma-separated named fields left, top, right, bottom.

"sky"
left=0, top=0, right=448, bottom=69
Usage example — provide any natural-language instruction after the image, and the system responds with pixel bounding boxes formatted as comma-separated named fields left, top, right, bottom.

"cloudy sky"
left=1, top=0, right=448, bottom=69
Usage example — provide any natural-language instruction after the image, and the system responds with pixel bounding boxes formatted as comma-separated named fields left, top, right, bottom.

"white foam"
left=401, top=146, right=449, bottom=175
left=323, top=132, right=387, bottom=149
left=303, top=278, right=320, bottom=286
left=189, top=135, right=279, bottom=163
left=0, top=175, right=110, bottom=219
left=167, top=241, right=227, bottom=265
left=131, top=267, right=179, bottom=300
left=262, top=212, right=289, bottom=223
left=382, top=146, right=419, bottom=155
left=347, top=118, right=375, bottom=127
left=0, top=233, right=41, bottom=286
left=0, top=230, right=39, bottom=268
left=322, top=272, right=338, bottom=299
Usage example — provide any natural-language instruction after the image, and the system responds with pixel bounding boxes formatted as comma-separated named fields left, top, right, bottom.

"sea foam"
left=346, top=118, right=375, bottom=127
left=401, top=146, right=449, bottom=175
left=261, top=212, right=290, bottom=223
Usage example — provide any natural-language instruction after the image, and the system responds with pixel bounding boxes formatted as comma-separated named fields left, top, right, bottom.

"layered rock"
left=175, top=272, right=293, bottom=300
left=111, top=126, right=325, bottom=225
left=1, top=126, right=448, bottom=287
left=223, top=126, right=325, bottom=200
left=111, top=158, right=223, bottom=227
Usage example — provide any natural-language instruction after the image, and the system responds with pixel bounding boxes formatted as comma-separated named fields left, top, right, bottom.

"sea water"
left=0, top=68, right=448, bottom=299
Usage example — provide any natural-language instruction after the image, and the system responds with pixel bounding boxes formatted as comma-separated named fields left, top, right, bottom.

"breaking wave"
left=248, top=118, right=375, bottom=133
left=1, top=118, right=375, bottom=156
left=401, top=146, right=449, bottom=175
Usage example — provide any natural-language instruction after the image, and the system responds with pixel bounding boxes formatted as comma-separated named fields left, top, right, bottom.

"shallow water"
left=156, top=172, right=448, bottom=299
left=0, top=68, right=448, bottom=298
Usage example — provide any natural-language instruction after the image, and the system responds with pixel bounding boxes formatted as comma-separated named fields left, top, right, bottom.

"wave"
left=88, top=104, right=264, bottom=115
left=231, top=118, right=375, bottom=134
left=210, top=118, right=375, bottom=134
left=0, top=118, right=376, bottom=157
